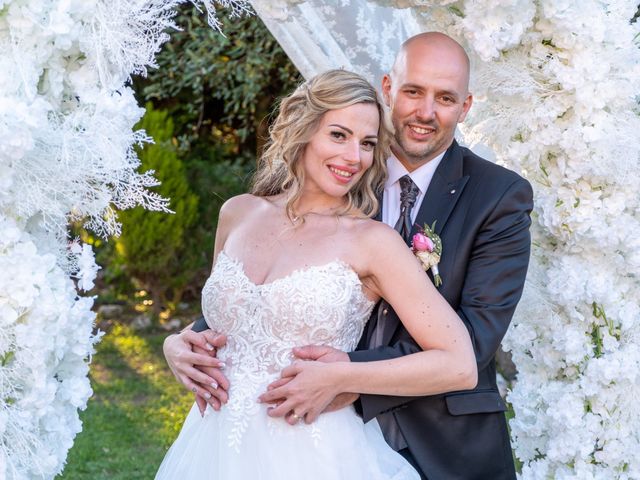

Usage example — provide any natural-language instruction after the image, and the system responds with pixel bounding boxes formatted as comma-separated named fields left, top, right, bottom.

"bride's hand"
left=291, top=346, right=359, bottom=415
left=163, top=330, right=230, bottom=414
left=258, top=360, right=346, bottom=424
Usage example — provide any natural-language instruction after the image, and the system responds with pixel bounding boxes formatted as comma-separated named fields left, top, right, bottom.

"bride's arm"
left=333, top=222, right=477, bottom=396
left=260, top=223, right=476, bottom=422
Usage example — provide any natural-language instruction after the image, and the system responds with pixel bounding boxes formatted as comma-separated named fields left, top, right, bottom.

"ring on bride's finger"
left=291, top=412, right=302, bottom=422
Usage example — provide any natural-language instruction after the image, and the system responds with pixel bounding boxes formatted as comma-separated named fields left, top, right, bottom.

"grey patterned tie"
left=373, top=174, right=420, bottom=348
left=394, top=175, right=420, bottom=244
left=371, top=175, right=420, bottom=452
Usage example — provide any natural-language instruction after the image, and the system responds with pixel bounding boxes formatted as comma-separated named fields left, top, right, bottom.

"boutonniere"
left=411, top=221, right=443, bottom=287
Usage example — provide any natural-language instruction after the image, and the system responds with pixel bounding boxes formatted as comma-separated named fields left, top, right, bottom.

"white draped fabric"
left=251, top=1, right=420, bottom=88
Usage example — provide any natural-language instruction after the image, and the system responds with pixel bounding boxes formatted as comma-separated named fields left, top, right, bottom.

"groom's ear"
left=457, top=92, right=473, bottom=123
left=381, top=74, right=392, bottom=107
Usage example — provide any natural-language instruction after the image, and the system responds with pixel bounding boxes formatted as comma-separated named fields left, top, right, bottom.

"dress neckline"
left=217, top=250, right=374, bottom=303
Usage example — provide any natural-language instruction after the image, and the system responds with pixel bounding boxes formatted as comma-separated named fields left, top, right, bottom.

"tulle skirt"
left=156, top=401, right=419, bottom=479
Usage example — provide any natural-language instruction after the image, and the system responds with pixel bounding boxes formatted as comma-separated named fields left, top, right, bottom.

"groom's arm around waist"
left=351, top=176, right=534, bottom=422
left=192, top=316, right=210, bottom=332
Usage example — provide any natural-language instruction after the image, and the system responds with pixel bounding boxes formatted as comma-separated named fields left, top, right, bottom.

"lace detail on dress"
left=201, top=251, right=374, bottom=450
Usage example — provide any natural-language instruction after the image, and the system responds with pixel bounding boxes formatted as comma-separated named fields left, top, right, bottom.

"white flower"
left=0, top=222, right=101, bottom=476
left=69, top=241, right=100, bottom=291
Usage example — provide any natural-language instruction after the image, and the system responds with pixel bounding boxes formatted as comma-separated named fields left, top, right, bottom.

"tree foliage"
left=136, top=4, right=301, bottom=154
left=115, top=103, right=198, bottom=317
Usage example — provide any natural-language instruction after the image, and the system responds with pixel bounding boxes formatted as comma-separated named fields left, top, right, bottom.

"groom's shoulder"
left=458, top=144, right=529, bottom=188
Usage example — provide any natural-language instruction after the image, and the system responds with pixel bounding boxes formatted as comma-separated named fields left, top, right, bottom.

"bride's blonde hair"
left=251, top=69, right=388, bottom=220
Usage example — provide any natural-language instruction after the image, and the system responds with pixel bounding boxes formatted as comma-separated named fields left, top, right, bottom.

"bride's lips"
left=406, top=123, right=436, bottom=140
left=328, top=164, right=358, bottom=184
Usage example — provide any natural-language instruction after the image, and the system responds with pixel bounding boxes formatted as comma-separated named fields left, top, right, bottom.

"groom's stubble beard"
left=385, top=99, right=442, bottom=169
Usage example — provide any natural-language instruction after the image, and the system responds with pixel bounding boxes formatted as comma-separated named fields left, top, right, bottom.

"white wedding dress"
left=156, top=250, right=419, bottom=479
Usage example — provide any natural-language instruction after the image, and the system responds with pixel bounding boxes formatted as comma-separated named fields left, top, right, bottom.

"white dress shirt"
left=382, top=151, right=446, bottom=228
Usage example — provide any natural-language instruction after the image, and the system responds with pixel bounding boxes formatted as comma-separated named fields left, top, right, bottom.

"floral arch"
left=1, top=0, right=639, bottom=478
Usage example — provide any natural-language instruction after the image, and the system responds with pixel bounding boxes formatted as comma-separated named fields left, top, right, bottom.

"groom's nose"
left=415, top=96, right=436, bottom=122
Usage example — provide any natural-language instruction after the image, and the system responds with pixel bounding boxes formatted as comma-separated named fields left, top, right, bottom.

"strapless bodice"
left=200, top=251, right=374, bottom=449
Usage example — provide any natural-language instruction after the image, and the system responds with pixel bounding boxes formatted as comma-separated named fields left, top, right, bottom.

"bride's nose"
left=343, top=139, right=361, bottom=164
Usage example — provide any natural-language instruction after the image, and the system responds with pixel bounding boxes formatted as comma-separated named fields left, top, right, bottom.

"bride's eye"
left=361, top=140, right=377, bottom=151
left=330, top=130, right=346, bottom=140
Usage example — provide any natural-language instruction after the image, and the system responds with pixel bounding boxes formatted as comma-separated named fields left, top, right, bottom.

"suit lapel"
left=411, top=140, right=469, bottom=237
left=380, top=141, right=469, bottom=346
left=374, top=189, right=383, bottom=222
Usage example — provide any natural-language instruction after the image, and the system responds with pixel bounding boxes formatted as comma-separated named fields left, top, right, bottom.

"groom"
left=165, top=32, right=533, bottom=479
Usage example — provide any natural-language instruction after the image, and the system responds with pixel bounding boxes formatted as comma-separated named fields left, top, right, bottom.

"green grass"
left=57, top=323, right=193, bottom=479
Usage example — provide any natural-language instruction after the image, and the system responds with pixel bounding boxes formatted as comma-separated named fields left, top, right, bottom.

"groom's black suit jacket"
left=349, top=140, right=533, bottom=480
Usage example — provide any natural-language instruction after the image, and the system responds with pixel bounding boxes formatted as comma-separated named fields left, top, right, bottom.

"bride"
left=155, top=69, right=476, bottom=479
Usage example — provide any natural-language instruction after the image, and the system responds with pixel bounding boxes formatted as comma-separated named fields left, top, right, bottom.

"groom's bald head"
left=391, top=32, right=470, bottom=93
left=382, top=32, right=473, bottom=169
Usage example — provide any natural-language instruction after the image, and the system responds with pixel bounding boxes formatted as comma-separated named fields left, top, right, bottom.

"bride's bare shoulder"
left=351, top=217, right=398, bottom=238
left=351, top=218, right=408, bottom=255
left=220, top=194, right=273, bottom=218
left=342, top=218, right=408, bottom=280
left=216, top=194, right=274, bottom=235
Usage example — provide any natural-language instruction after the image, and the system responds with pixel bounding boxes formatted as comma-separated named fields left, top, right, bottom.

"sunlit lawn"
left=57, top=323, right=193, bottom=480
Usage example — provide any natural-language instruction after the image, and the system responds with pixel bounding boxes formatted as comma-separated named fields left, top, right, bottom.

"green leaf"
left=1, top=350, right=15, bottom=366
left=448, top=5, right=465, bottom=18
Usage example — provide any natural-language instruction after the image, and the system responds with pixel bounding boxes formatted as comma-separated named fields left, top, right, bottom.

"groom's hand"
left=292, top=345, right=349, bottom=363
left=322, top=392, right=360, bottom=413
left=163, top=330, right=230, bottom=414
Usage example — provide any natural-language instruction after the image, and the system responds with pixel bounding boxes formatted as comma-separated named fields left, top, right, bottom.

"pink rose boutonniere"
left=411, top=221, right=443, bottom=287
